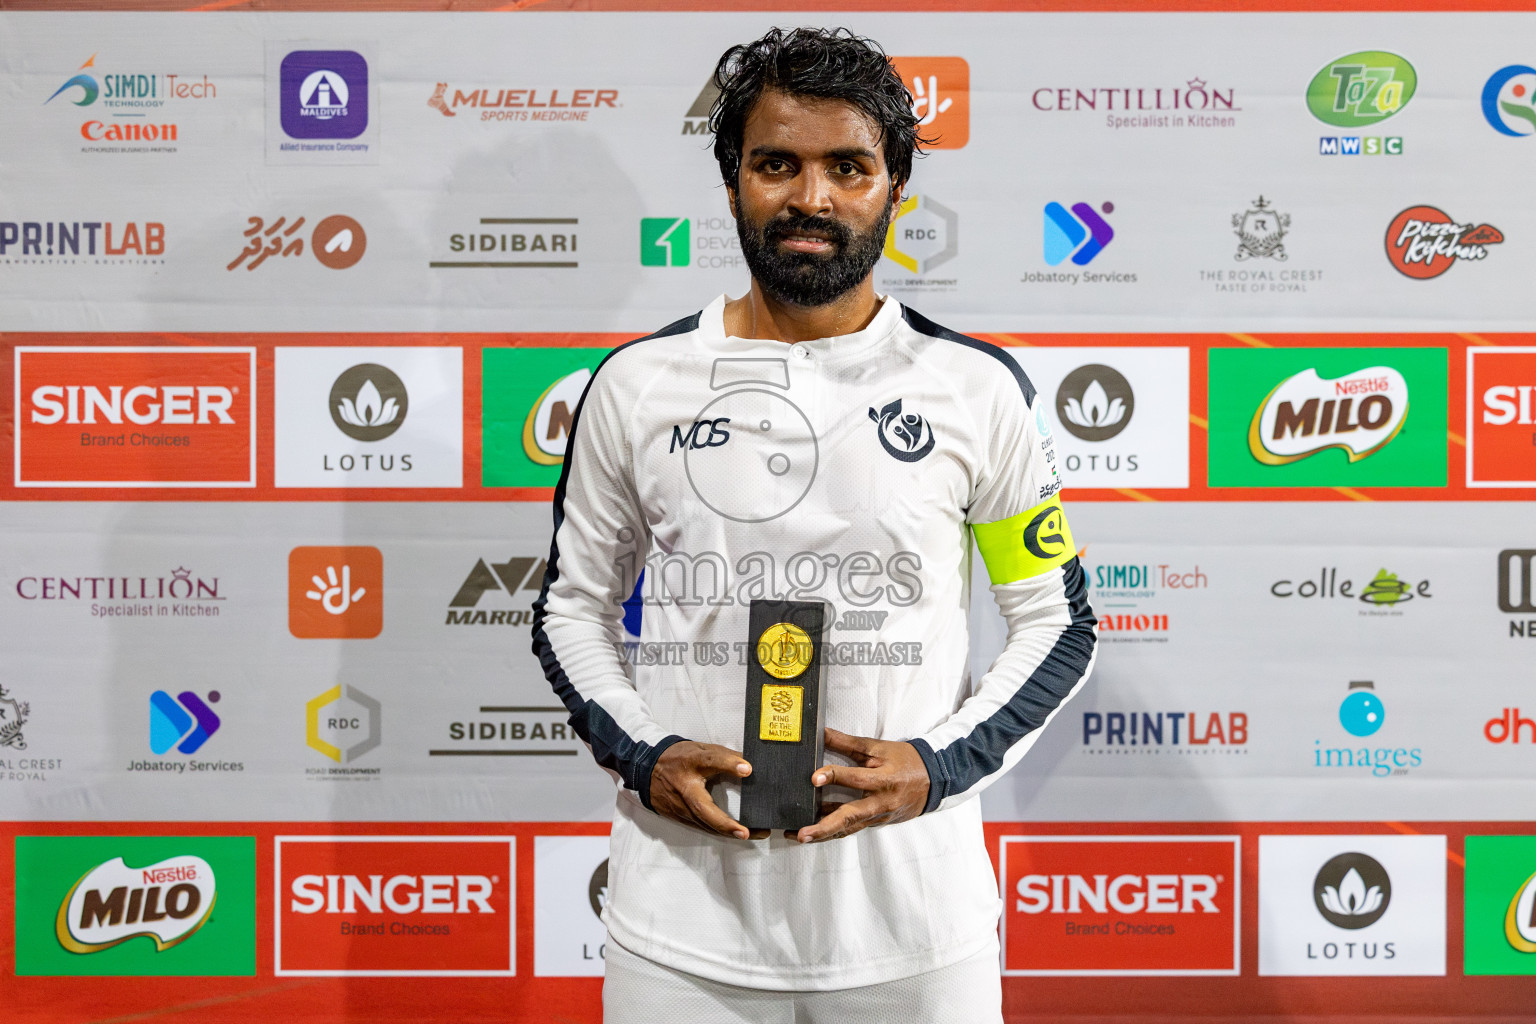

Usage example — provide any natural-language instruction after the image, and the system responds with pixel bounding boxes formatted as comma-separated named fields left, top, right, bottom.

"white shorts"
left=602, top=936, right=1004, bottom=1024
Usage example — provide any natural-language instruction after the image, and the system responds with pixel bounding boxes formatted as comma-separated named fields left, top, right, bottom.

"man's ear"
left=727, top=185, right=739, bottom=220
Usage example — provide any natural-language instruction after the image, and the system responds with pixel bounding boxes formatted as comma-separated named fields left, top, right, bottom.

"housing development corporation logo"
left=227, top=214, right=365, bottom=271
left=43, top=53, right=218, bottom=154
left=640, top=217, right=689, bottom=267
left=275, top=836, right=514, bottom=976
left=1482, top=66, right=1536, bottom=136
left=890, top=57, right=969, bottom=148
left=1467, top=349, right=1536, bottom=487
left=288, top=546, right=382, bottom=638
left=1464, top=836, right=1536, bottom=974
left=13, top=836, right=256, bottom=976
left=1384, top=206, right=1502, bottom=279
left=1307, top=51, right=1415, bottom=156
left=482, top=349, right=604, bottom=486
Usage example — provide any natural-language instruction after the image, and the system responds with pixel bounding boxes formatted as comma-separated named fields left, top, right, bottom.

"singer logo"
left=274, top=836, right=515, bottom=976
left=288, top=546, right=382, bottom=638
left=999, top=835, right=1240, bottom=975
left=889, top=57, right=969, bottom=149
left=14, top=347, right=255, bottom=487
left=1468, top=349, right=1536, bottom=487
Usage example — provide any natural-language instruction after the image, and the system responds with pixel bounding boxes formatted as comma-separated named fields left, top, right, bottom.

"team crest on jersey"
left=869, top=399, right=935, bottom=463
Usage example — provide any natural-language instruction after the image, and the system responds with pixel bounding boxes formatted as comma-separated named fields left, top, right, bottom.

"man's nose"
left=785, top=168, right=833, bottom=218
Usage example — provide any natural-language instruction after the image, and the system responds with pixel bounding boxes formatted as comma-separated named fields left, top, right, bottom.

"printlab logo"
left=890, top=57, right=969, bottom=149
left=0, top=684, right=30, bottom=750
left=0, top=219, right=166, bottom=266
left=227, top=215, right=365, bottom=271
left=1044, top=201, right=1114, bottom=266
left=640, top=218, right=689, bottom=267
left=305, top=684, right=381, bottom=764
left=1233, top=196, right=1289, bottom=261
left=1482, top=66, right=1536, bottom=136
left=1468, top=350, right=1536, bottom=487
left=1080, top=710, right=1247, bottom=754
left=149, top=690, right=220, bottom=754
left=279, top=51, right=367, bottom=139
left=1056, top=364, right=1133, bottom=442
left=1314, top=852, right=1392, bottom=929
left=868, top=398, right=935, bottom=462
left=882, top=194, right=958, bottom=278
left=288, top=546, right=382, bottom=639
left=328, top=364, right=407, bottom=441
left=1384, top=206, right=1503, bottom=279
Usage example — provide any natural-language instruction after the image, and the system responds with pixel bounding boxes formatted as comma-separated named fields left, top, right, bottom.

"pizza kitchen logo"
left=1384, top=205, right=1503, bottom=279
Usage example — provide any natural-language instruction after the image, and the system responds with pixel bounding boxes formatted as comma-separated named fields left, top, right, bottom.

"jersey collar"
left=698, top=293, right=903, bottom=363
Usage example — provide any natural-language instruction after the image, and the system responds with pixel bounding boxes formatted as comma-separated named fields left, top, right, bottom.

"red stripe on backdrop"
left=3, top=0, right=1534, bottom=11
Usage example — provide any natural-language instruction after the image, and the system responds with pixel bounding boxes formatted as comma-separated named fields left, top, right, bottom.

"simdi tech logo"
left=1384, top=206, right=1502, bottom=279
left=274, top=836, right=514, bottom=976
left=1464, top=835, right=1536, bottom=974
left=1307, top=51, right=1415, bottom=155
left=14, top=347, right=256, bottom=487
left=999, top=835, right=1240, bottom=976
left=288, top=546, right=382, bottom=638
left=482, top=348, right=604, bottom=486
left=889, top=57, right=969, bottom=149
left=1206, top=347, right=1447, bottom=487
left=1467, top=348, right=1536, bottom=487
left=44, top=53, right=217, bottom=152
left=13, top=835, right=256, bottom=976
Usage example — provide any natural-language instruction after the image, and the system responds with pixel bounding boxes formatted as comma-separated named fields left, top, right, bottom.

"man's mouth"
left=777, top=232, right=835, bottom=254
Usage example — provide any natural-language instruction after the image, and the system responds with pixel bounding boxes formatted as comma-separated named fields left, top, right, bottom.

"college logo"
left=0, top=683, right=30, bottom=750
left=868, top=398, right=935, bottom=462
left=1259, top=834, right=1446, bottom=976
left=149, top=690, right=220, bottom=755
left=1467, top=349, right=1536, bottom=487
left=1307, top=51, right=1416, bottom=128
left=279, top=51, right=368, bottom=139
left=13, top=836, right=256, bottom=976
left=891, top=57, right=969, bottom=149
left=882, top=194, right=957, bottom=275
left=426, top=82, right=618, bottom=123
left=1464, top=836, right=1536, bottom=974
left=1044, top=201, right=1113, bottom=266
left=1208, top=348, right=1446, bottom=487
left=1057, top=364, right=1133, bottom=442
left=306, top=684, right=381, bottom=764
left=1233, top=196, right=1289, bottom=261
left=483, top=349, right=604, bottom=486
left=275, top=836, right=515, bottom=976
left=534, top=835, right=609, bottom=976
left=1481, top=66, right=1536, bottom=136
left=1271, top=568, right=1430, bottom=611
left=999, top=835, right=1240, bottom=975
left=288, top=546, right=382, bottom=638
left=14, top=347, right=255, bottom=487
left=227, top=214, right=365, bottom=271
left=1385, top=206, right=1502, bottom=279
left=640, top=217, right=689, bottom=267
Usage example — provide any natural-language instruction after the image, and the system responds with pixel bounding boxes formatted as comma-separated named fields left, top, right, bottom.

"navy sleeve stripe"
left=529, top=312, right=699, bottom=809
left=920, top=557, right=1097, bottom=813
left=900, top=304, right=1037, bottom=406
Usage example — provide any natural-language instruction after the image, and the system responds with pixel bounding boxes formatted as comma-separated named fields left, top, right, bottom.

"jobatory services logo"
left=890, top=57, right=969, bottom=148
left=1481, top=66, right=1536, bottom=136
left=43, top=53, right=218, bottom=154
left=879, top=193, right=958, bottom=293
left=481, top=348, right=604, bottom=486
left=288, top=546, right=382, bottom=638
left=534, top=835, right=609, bottom=976
left=1312, top=680, right=1422, bottom=778
left=1258, top=834, right=1445, bottom=976
left=1384, top=206, right=1502, bottom=279
left=431, top=216, right=578, bottom=269
left=1, top=219, right=165, bottom=266
left=1207, top=348, right=1447, bottom=487
left=427, top=81, right=619, bottom=123
left=1202, top=196, right=1324, bottom=296
left=1467, top=349, right=1536, bottom=487
left=445, top=554, right=545, bottom=627
left=15, top=347, right=255, bottom=487
left=1498, top=549, right=1536, bottom=638
left=1307, top=51, right=1414, bottom=155
left=1080, top=709, right=1247, bottom=756
left=227, top=214, right=365, bottom=271
left=274, top=348, right=462, bottom=488
left=274, top=836, right=515, bottom=976
left=148, top=690, right=220, bottom=755
left=999, top=835, right=1240, bottom=975
left=305, top=685, right=381, bottom=779
left=1030, top=76, right=1240, bottom=129
left=1464, top=836, right=1536, bottom=974
left=13, top=835, right=256, bottom=976
left=1044, top=201, right=1113, bottom=267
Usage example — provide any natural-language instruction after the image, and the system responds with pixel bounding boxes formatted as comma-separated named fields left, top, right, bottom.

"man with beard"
left=531, top=27, right=1096, bottom=1023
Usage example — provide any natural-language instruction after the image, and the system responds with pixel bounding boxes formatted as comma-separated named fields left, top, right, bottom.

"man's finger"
left=796, top=794, right=888, bottom=843
left=811, top=763, right=884, bottom=792
left=692, top=744, right=752, bottom=777
left=682, top=782, right=750, bottom=840
left=822, top=727, right=881, bottom=761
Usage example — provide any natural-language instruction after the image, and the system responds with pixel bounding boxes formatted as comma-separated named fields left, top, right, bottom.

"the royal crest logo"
left=868, top=398, right=935, bottom=462
left=1233, top=196, right=1290, bottom=261
left=56, top=854, right=218, bottom=954
left=1385, top=206, right=1503, bottom=279
left=1248, top=366, right=1408, bottom=465
left=0, top=684, right=30, bottom=750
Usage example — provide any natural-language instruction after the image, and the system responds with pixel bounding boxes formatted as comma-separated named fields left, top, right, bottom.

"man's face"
left=731, top=89, right=900, bottom=308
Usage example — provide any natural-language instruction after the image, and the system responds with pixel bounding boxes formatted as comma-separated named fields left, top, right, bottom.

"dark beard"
left=737, top=204, right=892, bottom=308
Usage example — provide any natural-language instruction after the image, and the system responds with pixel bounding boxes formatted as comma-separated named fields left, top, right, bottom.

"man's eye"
left=837, top=162, right=857, bottom=175
left=764, top=159, right=787, bottom=172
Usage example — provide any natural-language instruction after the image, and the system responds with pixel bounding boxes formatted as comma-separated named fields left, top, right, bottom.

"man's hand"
left=794, top=728, right=931, bottom=843
left=649, top=740, right=758, bottom=840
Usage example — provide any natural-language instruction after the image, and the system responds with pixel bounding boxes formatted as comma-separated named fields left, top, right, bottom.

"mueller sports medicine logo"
left=275, top=836, right=514, bottom=976
left=1000, top=836, right=1240, bottom=975
left=1081, top=710, right=1247, bottom=755
left=1468, top=349, right=1536, bottom=487
left=428, top=82, right=618, bottom=123
left=15, top=348, right=254, bottom=487
left=1031, top=77, right=1239, bottom=129
left=56, top=855, right=217, bottom=954
left=227, top=214, right=365, bottom=271
left=1483, top=65, right=1536, bottom=136
left=1385, top=206, right=1502, bottom=279
left=1248, top=366, right=1407, bottom=465
left=1, top=220, right=164, bottom=265
left=45, top=53, right=217, bottom=152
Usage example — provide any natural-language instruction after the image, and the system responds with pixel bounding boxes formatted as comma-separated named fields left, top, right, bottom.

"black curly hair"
left=708, top=27, right=927, bottom=192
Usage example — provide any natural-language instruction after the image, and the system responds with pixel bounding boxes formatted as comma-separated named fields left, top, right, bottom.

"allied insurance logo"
left=890, top=57, right=969, bottom=149
left=1384, top=206, right=1503, bottom=279
left=274, top=836, right=515, bottom=976
left=13, top=835, right=256, bottom=976
left=1207, top=348, right=1447, bottom=487
left=1467, top=348, right=1536, bottom=487
left=14, top=347, right=256, bottom=488
left=279, top=50, right=368, bottom=140
left=482, top=348, right=603, bottom=487
left=1482, top=65, right=1536, bottom=136
left=999, top=835, right=1240, bottom=975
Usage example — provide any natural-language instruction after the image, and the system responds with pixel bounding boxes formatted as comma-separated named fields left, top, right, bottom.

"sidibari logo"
left=56, top=855, right=217, bottom=954
left=329, top=364, right=407, bottom=442
left=1482, top=65, right=1536, bottom=137
left=1248, top=366, right=1407, bottom=465
left=1056, top=364, right=1133, bottom=441
left=1385, top=206, right=1503, bottom=280
left=1307, top=51, right=1416, bottom=127
left=868, top=398, right=935, bottom=462
left=1313, top=852, right=1392, bottom=929
left=1044, top=201, right=1113, bottom=266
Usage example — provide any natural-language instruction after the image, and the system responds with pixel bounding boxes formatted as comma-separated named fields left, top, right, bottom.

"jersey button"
left=793, top=346, right=811, bottom=359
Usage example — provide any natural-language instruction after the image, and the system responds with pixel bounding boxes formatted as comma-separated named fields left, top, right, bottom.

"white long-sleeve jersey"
left=531, top=295, right=1097, bottom=990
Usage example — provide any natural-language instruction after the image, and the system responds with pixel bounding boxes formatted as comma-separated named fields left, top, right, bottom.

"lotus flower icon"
left=1320, top=867, right=1385, bottom=918
left=1063, top=379, right=1126, bottom=431
left=338, top=378, right=398, bottom=429
left=1054, top=364, right=1134, bottom=442
left=1312, top=851, right=1392, bottom=929
left=328, top=363, right=409, bottom=441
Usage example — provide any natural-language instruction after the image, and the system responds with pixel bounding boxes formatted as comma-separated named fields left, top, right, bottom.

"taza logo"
left=1233, top=196, right=1289, bottom=261
left=1482, top=65, right=1536, bottom=136
left=1385, top=206, right=1503, bottom=279
left=1307, top=51, right=1416, bottom=127
left=869, top=398, right=935, bottom=462
left=1056, top=364, right=1133, bottom=441
left=1313, top=852, right=1392, bottom=929
left=329, top=364, right=407, bottom=441
left=1248, top=366, right=1407, bottom=465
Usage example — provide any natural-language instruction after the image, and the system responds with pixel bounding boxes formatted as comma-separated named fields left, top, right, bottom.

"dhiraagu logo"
left=482, top=348, right=605, bottom=486
left=1207, top=347, right=1447, bottom=487
left=1465, top=836, right=1536, bottom=975
left=14, top=835, right=255, bottom=976
left=1307, top=51, right=1417, bottom=127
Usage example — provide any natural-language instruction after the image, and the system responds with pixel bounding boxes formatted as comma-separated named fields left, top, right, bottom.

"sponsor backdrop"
left=2, top=5, right=1536, bottom=1022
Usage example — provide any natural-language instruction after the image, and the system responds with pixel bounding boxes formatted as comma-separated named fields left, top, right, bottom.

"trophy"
left=739, top=599, right=829, bottom=831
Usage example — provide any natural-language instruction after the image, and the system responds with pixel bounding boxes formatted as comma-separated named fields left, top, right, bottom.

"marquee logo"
left=14, top=347, right=255, bottom=487
left=1248, top=366, right=1407, bottom=465
left=1000, top=835, right=1240, bottom=975
left=1307, top=51, right=1416, bottom=127
left=1385, top=206, right=1502, bottom=280
left=445, top=555, right=545, bottom=626
left=1482, top=65, right=1536, bottom=136
left=288, top=547, right=382, bottom=638
left=57, top=855, right=217, bottom=953
left=1467, top=349, right=1536, bottom=487
left=891, top=57, right=969, bottom=149
left=275, top=836, right=515, bottom=976
left=1044, top=202, right=1114, bottom=266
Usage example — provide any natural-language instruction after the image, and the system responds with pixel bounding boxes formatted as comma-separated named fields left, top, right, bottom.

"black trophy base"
left=738, top=599, right=828, bottom=831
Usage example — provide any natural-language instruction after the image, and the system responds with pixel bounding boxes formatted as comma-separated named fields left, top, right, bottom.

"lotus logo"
left=869, top=398, right=935, bottom=462
left=329, top=363, right=407, bottom=442
left=57, top=855, right=217, bottom=954
left=1313, top=852, right=1392, bottom=929
left=588, top=858, right=608, bottom=919
left=1056, top=364, right=1134, bottom=442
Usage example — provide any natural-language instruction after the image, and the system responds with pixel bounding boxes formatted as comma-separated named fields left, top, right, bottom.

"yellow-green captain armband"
left=971, top=495, right=1077, bottom=585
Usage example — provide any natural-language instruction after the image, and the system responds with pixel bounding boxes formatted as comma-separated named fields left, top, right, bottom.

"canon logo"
left=289, top=873, right=495, bottom=915
left=1015, top=873, right=1220, bottom=914
left=30, top=385, right=235, bottom=425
